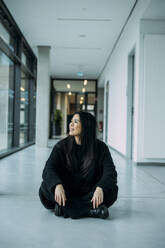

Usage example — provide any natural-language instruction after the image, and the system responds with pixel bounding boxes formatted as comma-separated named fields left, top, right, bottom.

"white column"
left=36, top=46, right=51, bottom=147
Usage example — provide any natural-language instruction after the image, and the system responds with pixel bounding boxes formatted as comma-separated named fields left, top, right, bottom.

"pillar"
left=36, top=46, right=51, bottom=147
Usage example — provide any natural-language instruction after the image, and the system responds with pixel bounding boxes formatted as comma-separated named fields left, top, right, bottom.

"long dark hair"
left=65, top=111, right=97, bottom=176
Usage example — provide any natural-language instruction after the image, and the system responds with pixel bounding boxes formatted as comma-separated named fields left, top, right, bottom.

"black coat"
left=41, top=137, right=118, bottom=197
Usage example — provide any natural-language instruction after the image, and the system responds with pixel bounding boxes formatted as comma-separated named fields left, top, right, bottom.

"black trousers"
left=39, top=183, right=118, bottom=219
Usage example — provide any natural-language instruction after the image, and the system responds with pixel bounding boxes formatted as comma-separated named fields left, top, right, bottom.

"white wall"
left=139, top=19, right=165, bottom=162
left=142, top=34, right=165, bottom=160
left=98, top=0, right=150, bottom=160
left=134, top=20, right=165, bottom=162
left=98, top=4, right=165, bottom=163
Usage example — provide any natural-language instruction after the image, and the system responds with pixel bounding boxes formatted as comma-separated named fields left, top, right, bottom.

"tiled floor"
left=0, top=139, right=165, bottom=248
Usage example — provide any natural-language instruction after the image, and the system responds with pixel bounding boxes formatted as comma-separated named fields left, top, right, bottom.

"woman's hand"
left=54, top=184, right=66, bottom=206
left=91, top=187, right=104, bottom=208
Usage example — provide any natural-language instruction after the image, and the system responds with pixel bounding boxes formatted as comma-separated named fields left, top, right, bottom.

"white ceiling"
left=4, top=0, right=137, bottom=81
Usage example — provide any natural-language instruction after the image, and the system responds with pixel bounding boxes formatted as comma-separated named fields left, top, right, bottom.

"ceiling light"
left=20, top=87, right=25, bottom=91
left=79, top=34, right=86, bottom=38
left=68, top=91, right=72, bottom=96
left=82, top=88, right=85, bottom=93
left=57, top=18, right=112, bottom=22
left=84, top=80, right=87, bottom=86
left=77, top=72, right=83, bottom=77
left=80, top=97, right=84, bottom=100
left=67, top=84, right=70, bottom=89
left=59, top=47, right=101, bottom=50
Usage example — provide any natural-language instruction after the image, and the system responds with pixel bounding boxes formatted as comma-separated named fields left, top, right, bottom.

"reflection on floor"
left=0, top=139, right=165, bottom=248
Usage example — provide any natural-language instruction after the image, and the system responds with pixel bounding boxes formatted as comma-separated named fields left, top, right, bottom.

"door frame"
left=126, top=48, right=135, bottom=159
left=104, top=80, right=109, bottom=143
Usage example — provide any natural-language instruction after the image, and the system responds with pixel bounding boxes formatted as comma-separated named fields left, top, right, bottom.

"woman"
left=39, top=111, right=118, bottom=219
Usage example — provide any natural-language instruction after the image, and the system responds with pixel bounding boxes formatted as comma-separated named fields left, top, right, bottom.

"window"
left=21, top=52, right=27, bottom=66
left=0, top=1, right=37, bottom=158
left=19, top=71, right=29, bottom=145
left=0, top=50, right=14, bottom=152
left=0, top=21, right=10, bottom=44
left=0, top=21, right=15, bottom=52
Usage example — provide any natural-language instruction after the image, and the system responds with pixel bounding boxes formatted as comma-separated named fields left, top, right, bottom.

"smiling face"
left=69, top=114, right=82, bottom=140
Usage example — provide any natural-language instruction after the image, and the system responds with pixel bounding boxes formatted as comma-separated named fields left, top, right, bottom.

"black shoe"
left=54, top=204, right=69, bottom=218
left=54, top=204, right=63, bottom=216
left=63, top=213, right=69, bottom=218
left=89, top=205, right=109, bottom=219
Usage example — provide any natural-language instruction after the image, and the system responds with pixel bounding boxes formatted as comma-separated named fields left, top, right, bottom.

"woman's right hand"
left=54, top=184, right=66, bottom=206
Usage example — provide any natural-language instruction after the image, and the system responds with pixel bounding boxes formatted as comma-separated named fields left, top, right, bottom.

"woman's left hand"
left=91, top=187, right=104, bottom=208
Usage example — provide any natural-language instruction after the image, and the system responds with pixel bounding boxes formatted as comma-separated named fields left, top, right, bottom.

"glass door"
left=77, top=93, right=85, bottom=112
left=87, top=93, right=96, bottom=116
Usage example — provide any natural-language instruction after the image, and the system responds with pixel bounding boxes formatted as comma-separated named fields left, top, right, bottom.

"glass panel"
left=77, top=94, right=85, bottom=112
left=0, top=21, right=15, bottom=52
left=0, top=22, right=10, bottom=45
left=0, top=50, right=14, bottom=152
left=19, top=71, right=29, bottom=145
left=66, top=92, right=76, bottom=133
left=87, top=93, right=96, bottom=116
left=32, top=82, right=36, bottom=141
left=87, top=93, right=96, bottom=104
left=87, top=105, right=95, bottom=110
left=67, top=93, right=76, bottom=115
left=52, top=86, right=96, bottom=137
left=21, top=50, right=31, bottom=70
left=21, top=52, right=27, bottom=66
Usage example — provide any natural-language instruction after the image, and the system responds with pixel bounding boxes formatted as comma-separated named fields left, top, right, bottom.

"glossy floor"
left=0, top=140, right=165, bottom=248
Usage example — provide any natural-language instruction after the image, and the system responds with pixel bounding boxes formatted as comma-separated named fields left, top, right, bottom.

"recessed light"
left=77, top=72, right=83, bottom=76
left=57, top=18, right=112, bottom=22
left=79, top=34, right=86, bottom=38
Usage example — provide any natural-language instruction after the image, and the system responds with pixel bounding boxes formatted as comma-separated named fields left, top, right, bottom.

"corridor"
left=0, top=141, right=165, bottom=248
left=1, top=0, right=165, bottom=247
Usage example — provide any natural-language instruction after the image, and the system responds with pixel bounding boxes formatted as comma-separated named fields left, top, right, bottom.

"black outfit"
left=39, top=137, right=118, bottom=219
